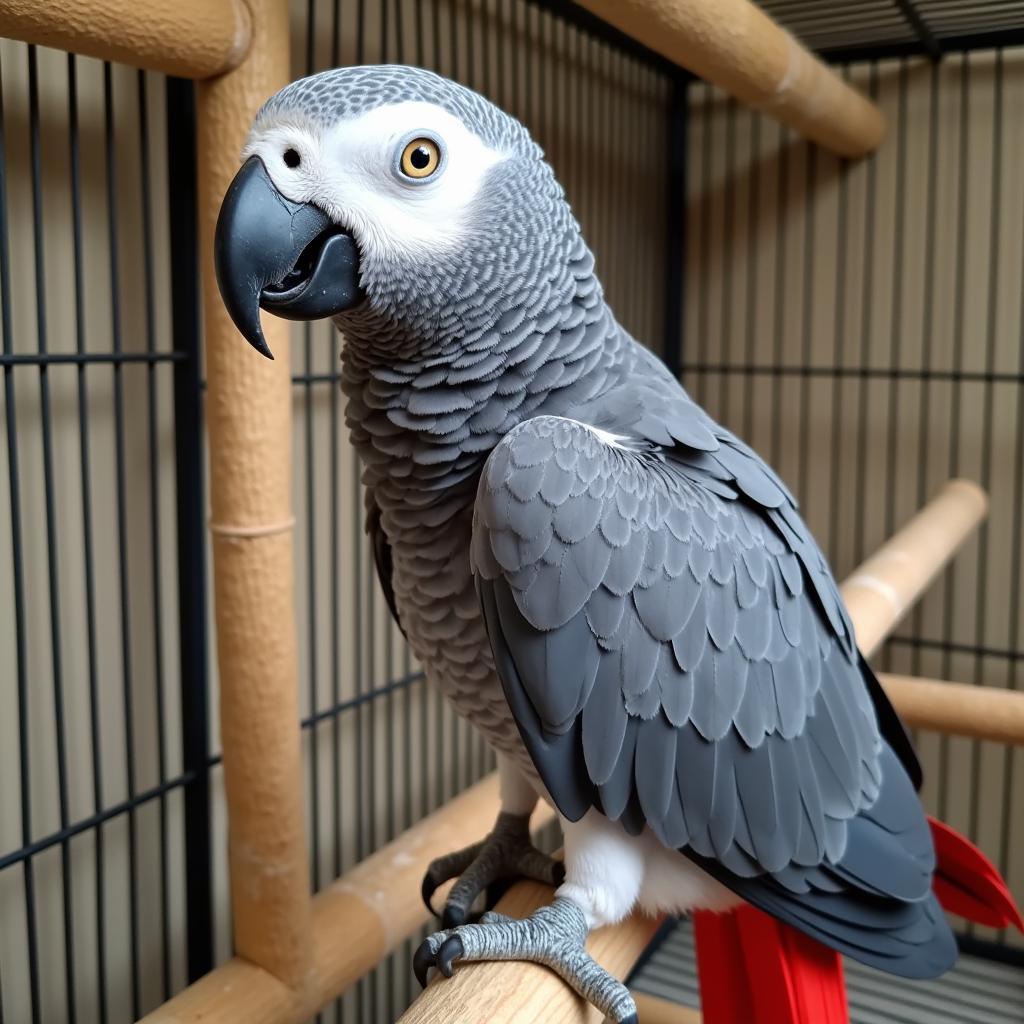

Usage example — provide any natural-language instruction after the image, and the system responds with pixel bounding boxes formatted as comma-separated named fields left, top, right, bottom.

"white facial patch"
left=245, top=101, right=506, bottom=260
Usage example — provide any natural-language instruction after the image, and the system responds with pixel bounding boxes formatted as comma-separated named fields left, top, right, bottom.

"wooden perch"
left=398, top=479, right=988, bottom=1024
left=879, top=673, right=1024, bottom=746
left=573, top=0, right=886, bottom=157
left=138, top=776, right=556, bottom=1023
left=0, top=0, right=250, bottom=79
left=840, top=479, right=988, bottom=658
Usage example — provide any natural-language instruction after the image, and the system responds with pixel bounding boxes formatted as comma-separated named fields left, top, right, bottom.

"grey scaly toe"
left=420, top=810, right=565, bottom=928
left=412, top=897, right=637, bottom=1023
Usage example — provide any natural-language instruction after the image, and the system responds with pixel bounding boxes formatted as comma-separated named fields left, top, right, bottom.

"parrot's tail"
left=928, top=816, right=1024, bottom=931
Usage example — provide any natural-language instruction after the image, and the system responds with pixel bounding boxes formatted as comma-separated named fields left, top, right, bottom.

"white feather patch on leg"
left=557, top=810, right=646, bottom=928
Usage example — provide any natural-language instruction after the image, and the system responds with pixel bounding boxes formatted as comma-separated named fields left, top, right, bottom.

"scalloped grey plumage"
left=262, top=65, right=956, bottom=980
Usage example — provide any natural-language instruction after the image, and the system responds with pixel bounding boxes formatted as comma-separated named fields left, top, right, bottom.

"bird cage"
left=0, top=1, right=1021, bottom=1023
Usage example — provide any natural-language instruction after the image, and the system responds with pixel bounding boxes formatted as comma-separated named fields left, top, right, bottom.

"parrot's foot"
left=420, top=810, right=564, bottom=928
left=412, top=897, right=637, bottom=1023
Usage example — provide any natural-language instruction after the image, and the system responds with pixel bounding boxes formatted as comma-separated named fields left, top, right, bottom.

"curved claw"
left=437, top=934, right=465, bottom=979
left=413, top=941, right=435, bottom=989
left=421, top=873, right=440, bottom=919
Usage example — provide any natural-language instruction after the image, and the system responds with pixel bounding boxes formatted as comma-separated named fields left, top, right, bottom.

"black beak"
left=214, top=156, right=363, bottom=359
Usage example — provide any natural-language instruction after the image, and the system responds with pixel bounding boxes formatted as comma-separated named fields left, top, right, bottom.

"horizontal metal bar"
left=889, top=635, right=1024, bottom=663
left=0, top=350, right=186, bottom=367
left=0, top=771, right=199, bottom=872
left=679, top=361, right=1024, bottom=384
left=537, top=0, right=685, bottom=77
left=0, top=672, right=426, bottom=872
left=819, top=26, right=1024, bottom=62
left=300, top=670, right=425, bottom=730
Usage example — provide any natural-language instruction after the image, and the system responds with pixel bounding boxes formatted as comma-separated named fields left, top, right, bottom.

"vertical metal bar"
left=103, top=59, right=143, bottom=1017
left=695, top=83, right=713, bottom=411
left=0, top=44, right=41, bottom=1024
left=741, top=108, right=762, bottom=443
left=853, top=64, right=880, bottom=566
left=768, top=115, right=789, bottom=469
left=997, top=51, right=1023, bottom=940
left=938, top=53, right=972, bottom=825
left=66, top=51, right=109, bottom=1024
left=26, top=44, right=77, bottom=1024
left=165, top=75, right=213, bottom=984
left=136, top=68, right=173, bottom=1002
left=661, top=73, right=687, bottom=380
left=718, top=96, right=736, bottom=426
left=796, top=142, right=816, bottom=502
left=968, top=47, right=1002, bottom=852
left=910, top=58, right=942, bottom=689
left=827, top=70, right=851, bottom=567
left=884, top=60, right=909, bottom=540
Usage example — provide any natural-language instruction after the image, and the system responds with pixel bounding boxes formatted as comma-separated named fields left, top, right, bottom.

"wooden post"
left=196, top=0, right=314, bottom=1004
left=0, top=0, right=250, bottom=78
left=572, top=0, right=886, bottom=157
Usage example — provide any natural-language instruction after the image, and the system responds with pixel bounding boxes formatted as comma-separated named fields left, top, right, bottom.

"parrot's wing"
left=471, top=413, right=955, bottom=978
left=572, top=356, right=922, bottom=787
left=367, top=497, right=406, bottom=637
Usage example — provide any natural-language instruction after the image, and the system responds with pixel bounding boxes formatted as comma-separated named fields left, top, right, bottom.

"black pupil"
left=410, top=145, right=431, bottom=170
left=283, top=148, right=300, bottom=168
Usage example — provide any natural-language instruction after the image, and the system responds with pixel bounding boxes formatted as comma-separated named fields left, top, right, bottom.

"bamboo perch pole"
left=139, top=479, right=988, bottom=1024
left=841, top=479, right=988, bottom=658
left=571, top=0, right=886, bottom=157
left=879, top=673, right=1024, bottom=746
left=0, top=0, right=250, bottom=79
left=196, top=0, right=315, bottom=1006
left=138, top=776, right=556, bottom=1024
left=398, top=479, right=989, bottom=1024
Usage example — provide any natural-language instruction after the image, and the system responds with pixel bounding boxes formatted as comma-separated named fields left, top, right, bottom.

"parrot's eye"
left=283, top=148, right=301, bottom=168
left=399, top=137, right=441, bottom=180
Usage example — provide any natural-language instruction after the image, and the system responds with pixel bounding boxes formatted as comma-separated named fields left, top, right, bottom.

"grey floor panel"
left=631, top=919, right=1024, bottom=1022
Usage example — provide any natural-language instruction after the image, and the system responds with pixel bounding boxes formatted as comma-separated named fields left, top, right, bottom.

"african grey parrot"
left=213, top=65, right=966, bottom=1022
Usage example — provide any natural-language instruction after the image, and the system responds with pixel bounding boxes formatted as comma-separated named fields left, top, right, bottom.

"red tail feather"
left=928, top=817, right=1024, bottom=931
left=695, top=906, right=849, bottom=1024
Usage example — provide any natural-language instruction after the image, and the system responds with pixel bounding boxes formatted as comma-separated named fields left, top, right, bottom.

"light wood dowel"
left=0, top=0, right=250, bottom=79
left=572, top=0, right=885, bottom=157
left=138, top=776, right=556, bottom=1023
left=196, top=0, right=314, bottom=1004
left=398, top=881, right=662, bottom=1024
left=840, top=479, right=988, bottom=658
left=880, top=673, right=1024, bottom=746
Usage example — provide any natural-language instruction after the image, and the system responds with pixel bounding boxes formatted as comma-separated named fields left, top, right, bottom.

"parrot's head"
left=215, top=64, right=576, bottom=360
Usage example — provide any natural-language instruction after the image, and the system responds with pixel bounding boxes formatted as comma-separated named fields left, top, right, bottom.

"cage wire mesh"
left=1, top=2, right=1024, bottom=1023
